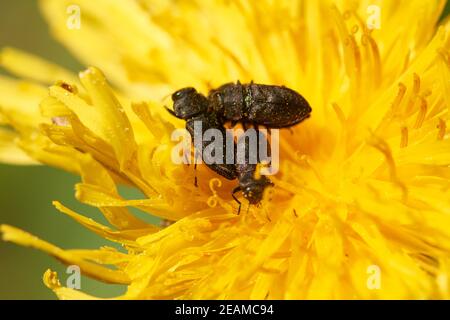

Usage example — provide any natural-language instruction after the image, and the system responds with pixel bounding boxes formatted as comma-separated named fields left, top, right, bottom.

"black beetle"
left=169, top=82, right=311, bottom=128
left=166, top=82, right=312, bottom=212
left=167, top=88, right=273, bottom=213
left=232, top=132, right=274, bottom=212
left=208, top=82, right=312, bottom=128
left=167, top=87, right=237, bottom=181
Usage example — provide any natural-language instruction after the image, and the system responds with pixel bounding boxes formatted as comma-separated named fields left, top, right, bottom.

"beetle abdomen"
left=245, top=84, right=311, bottom=128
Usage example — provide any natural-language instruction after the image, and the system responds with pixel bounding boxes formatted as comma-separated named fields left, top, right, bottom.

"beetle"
left=166, top=82, right=311, bottom=212
left=167, top=88, right=274, bottom=213
left=167, top=87, right=237, bottom=182
left=169, top=82, right=312, bottom=128
left=208, top=82, right=312, bottom=128
left=232, top=132, right=274, bottom=213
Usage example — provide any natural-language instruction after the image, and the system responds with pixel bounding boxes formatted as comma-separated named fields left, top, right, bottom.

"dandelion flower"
left=1, top=0, right=450, bottom=299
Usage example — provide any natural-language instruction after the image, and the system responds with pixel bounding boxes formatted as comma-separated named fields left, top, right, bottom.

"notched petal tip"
left=43, top=269, right=62, bottom=290
left=43, top=269, right=103, bottom=300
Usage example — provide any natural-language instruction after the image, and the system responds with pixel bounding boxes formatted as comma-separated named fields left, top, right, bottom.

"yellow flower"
left=1, top=0, right=450, bottom=299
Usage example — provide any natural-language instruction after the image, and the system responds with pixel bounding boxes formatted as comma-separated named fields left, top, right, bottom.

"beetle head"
left=243, top=177, right=274, bottom=205
left=171, top=87, right=208, bottom=119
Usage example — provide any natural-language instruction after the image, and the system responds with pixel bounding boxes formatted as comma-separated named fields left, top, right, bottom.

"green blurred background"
left=0, top=1, right=148, bottom=299
left=1, top=1, right=450, bottom=300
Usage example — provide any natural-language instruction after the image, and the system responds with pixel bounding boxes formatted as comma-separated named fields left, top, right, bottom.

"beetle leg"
left=194, top=162, right=198, bottom=187
left=232, top=186, right=242, bottom=215
left=183, top=151, right=190, bottom=167
left=254, top=123, right=262, bottom=143
left=193, top=151, right=200, bottom=187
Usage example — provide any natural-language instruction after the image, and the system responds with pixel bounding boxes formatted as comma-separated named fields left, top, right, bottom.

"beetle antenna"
left=165, top=106, right=181, bottom=118
left=160, top=92, right=172, bottom=103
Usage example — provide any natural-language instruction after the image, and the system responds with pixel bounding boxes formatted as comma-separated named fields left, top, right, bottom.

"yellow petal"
left=43, top=269, right=103, bottom=300
left=0, top=47, right=78, bottom=85
left=79, top=67, right=137, bottom=170
left=0, top=128, right=39, bottom=165
left=53, top=201, right=158, bottom=243
left=1, top=225, right=130, bottom=284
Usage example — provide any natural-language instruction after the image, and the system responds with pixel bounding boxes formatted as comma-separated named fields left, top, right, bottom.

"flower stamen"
left=207, top=178, right=222, bottom=208
left=368, top=134, right=408, bottom=199
left=437, top=118, right=446, bottom=140
left=391, top=83, right=407, bottom=115
left=400, top=126, right=408, bottom=148
left=414, top=97, right=428, bottom=129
